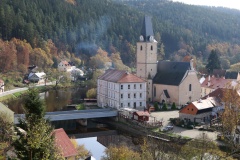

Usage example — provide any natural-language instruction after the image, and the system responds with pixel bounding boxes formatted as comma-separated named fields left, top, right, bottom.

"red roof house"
left=53, top=128, right=77, bottom=159
left=133, top=111, right=150, bottom=122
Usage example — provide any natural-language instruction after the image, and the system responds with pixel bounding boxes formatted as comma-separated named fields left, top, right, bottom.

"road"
left=150, top=111, right=218, bottom=140
left=0, top=82, right=55, bottom=98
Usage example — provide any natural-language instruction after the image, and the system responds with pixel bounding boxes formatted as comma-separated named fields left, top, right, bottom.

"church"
left=136, top=16, right=201, bottom=106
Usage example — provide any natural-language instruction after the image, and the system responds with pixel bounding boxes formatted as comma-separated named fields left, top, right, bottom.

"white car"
left=162, top=125, right=174, bottom=131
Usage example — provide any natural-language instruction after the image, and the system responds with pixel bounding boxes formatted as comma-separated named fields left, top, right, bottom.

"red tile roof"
left=53, top=128, right=77, bottom=158
left=98, top=69, right=145, bottom=83
left=135, top=111, right=150, bottom=117
left=201, top=76, right=231, bottom=90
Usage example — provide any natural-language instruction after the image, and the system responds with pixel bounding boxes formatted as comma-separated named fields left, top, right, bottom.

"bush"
left=171, top=102, right=177, bottom=110
left=162, top=103, right=168, bottom=111
left=154, top=102, right=159, bottom=111
left=76, top=103, right=85, bottom=110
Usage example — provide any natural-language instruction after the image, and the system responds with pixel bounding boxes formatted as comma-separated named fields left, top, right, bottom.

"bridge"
left=14, top=108, right=118, bottom=124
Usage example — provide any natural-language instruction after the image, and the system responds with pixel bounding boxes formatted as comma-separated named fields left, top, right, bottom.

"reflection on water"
left=7, top=87, right=87, bottom=114
left=77, top=137, right=106, bottom=160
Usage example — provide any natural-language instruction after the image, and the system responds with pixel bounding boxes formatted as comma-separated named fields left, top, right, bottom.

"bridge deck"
left=14, top=108, right=118, bottom=124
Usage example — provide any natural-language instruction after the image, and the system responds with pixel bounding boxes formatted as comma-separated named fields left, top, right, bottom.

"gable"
left=179, top=103, right=198, bottom=115
left=153, top=61, right=190, bottom=85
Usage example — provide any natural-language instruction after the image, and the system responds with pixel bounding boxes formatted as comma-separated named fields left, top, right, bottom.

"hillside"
left=1, top=0, right=240, bottom=68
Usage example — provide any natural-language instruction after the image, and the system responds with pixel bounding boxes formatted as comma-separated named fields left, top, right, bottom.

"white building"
left=28, top=72, right=46, bottom=84
left=97, top=69, right=147, bottom=110
left=58, top=60, right=72, bottom=72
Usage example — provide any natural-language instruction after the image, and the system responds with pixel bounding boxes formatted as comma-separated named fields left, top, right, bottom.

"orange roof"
left=118, top=73, right=145, bottom=83
left=201, top=76, right=231, bottom=90
left=135, top=111, right=150, bottom=117
left=98, top=69, right=145, bottom=83
left=61, top=61, right=70, bottom=65
left=53, top=128, right=77, bottom=158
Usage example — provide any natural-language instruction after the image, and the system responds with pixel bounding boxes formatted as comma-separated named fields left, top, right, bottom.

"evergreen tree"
left=162, top=103, right=168, bottom=111
left=171, top=102, right=177, bottom=110
left=206, top=50, right=221, bottom=73
left=13, top=88, right=62, bottom=160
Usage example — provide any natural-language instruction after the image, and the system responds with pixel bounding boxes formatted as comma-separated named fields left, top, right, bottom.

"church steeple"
left=140, top=16, right=154, bottom=42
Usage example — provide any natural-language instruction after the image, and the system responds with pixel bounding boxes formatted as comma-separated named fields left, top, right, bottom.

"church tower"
left=136, top=16, right=158, bottom=102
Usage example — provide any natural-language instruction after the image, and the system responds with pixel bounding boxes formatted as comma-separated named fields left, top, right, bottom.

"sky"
left=171, top=0, right=240, bottom=10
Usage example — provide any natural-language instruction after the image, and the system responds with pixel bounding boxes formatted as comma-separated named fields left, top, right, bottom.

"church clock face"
left=139, top=35, right=144, bottom=41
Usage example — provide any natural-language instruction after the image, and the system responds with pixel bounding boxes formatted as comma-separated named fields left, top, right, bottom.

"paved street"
left=0, top=82, right=55, bottom=98
left=150, top=111, right=218, bottom=140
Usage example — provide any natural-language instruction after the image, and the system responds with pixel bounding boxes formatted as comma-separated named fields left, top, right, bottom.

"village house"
left=97, top=69, right=147, bottom=109
left=133, top=111, right=150, bottom=122
left=58, top=60, right=72, bottom=72
left=200, top=75, right=231, bottom=97
left=179, top=97, right=223, bottom=123
left=53, top=128, right=78, bottom=160
left=0, top=79, right=4, bottom=94
left=136, top=16, right=201, bottom=106
left=28, top=72, right=46, bottom=84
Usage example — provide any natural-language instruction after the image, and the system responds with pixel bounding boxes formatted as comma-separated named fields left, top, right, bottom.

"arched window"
left=151, top=45, right=153, bottom=50
left=140, top=45, right=143, bottom=50
left=189, top=84, right=192, bottom=91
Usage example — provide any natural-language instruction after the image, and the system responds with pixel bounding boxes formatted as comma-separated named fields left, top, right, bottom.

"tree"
left=86, top=88, right=97, bottom=98
left=102, top=145, right=141, bottom=160
left=180, top=133, right=231, bottom=160
left=171, top=102, right=176, bottom=110
left=70, top=139, right=90, bottom=159
left=154, top=102, right=159, bottom=111
left=0, top=112, right=14, bottom=159
left=220, top=86, right=240, bottom=157
left=206, top=50, right=221, bottom=73
left=12, top=88, right=63, bottom=159
left=162, top=103, right=168, bottom=111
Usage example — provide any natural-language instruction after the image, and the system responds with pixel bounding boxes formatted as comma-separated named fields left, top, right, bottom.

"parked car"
left=162, top=125, right=174, bottom=132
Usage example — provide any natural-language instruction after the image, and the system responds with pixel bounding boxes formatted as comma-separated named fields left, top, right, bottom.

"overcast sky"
left=171, top=0, right=240, bottom=10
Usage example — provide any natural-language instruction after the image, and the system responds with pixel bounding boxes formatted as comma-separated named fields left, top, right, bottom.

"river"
left=7, top=87, right=143, bottom=159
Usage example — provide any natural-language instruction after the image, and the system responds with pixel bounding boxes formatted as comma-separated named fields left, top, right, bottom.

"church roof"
left=141, top=16, right=154, bottom=42
left=225, top=71, right=239, bottom=79
left=153, top=61, right=190, bottom=86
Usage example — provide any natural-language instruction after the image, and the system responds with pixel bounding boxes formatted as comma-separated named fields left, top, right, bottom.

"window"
left=140, top=102, right=142, bottom=106
left=134, top=84, right=136, bottom=89
left=128, top=94, right=130, bottom=98
left=121, top=103, right=123, bottom=107
left=189, top=84, right=192, bottom=91
left=121, top=94, right=123, bottom=99
left=128, top=103, right=130, bottom=107
left=140, top=84, right=142, bottom=89
left=140, top=93, right=142, bottom=98
left=140, top=45, right=143, bottom=50
left=151, top=45, right=153, bottom=50
left=128, top=85, right=130, bottom=89
left=134, top=93, right=136, bottom=98
left=154, top=86, right=156, bottom=97
left=121, top=85, right=123, bottom=89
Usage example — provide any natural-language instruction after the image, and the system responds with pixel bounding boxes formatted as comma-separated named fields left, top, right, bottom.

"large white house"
left=97, top=69, right=147, bottom=109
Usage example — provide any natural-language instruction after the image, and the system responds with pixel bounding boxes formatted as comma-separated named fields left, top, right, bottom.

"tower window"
left=154, top=86, right=156, bottom=97
left=189, top=84, right=192, bottom=91
left=151, top=45, right=153, bottom=50
left=140, top=45, right=143, bottom=50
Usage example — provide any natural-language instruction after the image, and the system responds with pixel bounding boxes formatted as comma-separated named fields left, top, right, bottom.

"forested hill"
left=115, top=0, right=240, bottom=55
left=1, top=0, right=240, bottom=68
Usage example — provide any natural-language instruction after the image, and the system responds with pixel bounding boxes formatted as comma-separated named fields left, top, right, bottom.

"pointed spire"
left=141, top=16, right=154, bottom=42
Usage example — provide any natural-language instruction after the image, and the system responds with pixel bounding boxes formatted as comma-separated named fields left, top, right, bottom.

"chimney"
left=208, top=75, right=211, bottom=87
